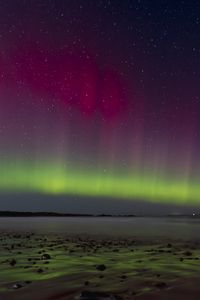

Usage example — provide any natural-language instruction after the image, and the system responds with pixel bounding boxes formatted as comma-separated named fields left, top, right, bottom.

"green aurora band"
left=0, top=160, right=200, bottom=205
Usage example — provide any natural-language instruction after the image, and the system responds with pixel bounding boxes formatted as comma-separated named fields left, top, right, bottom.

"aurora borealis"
left=1, top=0, right=200, bottom=208
left=1, top=160, right=200, bottom=204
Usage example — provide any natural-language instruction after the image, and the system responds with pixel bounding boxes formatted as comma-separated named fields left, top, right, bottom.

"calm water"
left=0, top=216, right=199, bottom=240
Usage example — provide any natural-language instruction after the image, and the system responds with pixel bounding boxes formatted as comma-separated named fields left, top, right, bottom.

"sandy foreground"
left=0, top=232, right=199, bottom=300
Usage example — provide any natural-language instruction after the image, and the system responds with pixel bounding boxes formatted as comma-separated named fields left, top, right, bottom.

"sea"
left=0, top=216, right=199, bottom=240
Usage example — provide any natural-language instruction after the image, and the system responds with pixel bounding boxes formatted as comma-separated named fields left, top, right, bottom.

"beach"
left=0, top=217, right=199, bottom=300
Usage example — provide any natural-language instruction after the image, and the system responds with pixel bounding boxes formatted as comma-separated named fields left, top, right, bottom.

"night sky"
left=0, top=0, right=200, bottom=213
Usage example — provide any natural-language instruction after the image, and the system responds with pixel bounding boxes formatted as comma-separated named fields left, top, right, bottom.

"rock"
left=96, top=264, right=106, bottom=271
left=37, top=268, right=44, bottom=273
left=12, top=283, right=22, bottom=289
left=41, top=253, right=51, bottom=260
left=158, top=249, right=165, bottom=253
left=155, top=282, right=167, bottom=289
left=10, top=259, right=16, bottom=266
left=80, top=290, right=109, bottom=298
left=183, top=251, right=192, bottom=256
left=80, top=290, right=123, bottom=299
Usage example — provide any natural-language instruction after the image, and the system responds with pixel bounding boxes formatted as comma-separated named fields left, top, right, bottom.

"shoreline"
left=0, top=232, right=199, bottom=299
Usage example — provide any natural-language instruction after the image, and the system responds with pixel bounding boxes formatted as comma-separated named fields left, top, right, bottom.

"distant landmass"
left=0, top=211, right=199, bottom=218
left=0, top=211, right=136, bottom=217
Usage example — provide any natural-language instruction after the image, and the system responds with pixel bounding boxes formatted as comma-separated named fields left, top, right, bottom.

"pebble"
left=96, top=264, right=106, bottom=271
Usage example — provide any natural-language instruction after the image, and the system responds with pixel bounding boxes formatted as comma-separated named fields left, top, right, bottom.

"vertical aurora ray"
left=0, top=57, right=199, bottom=206
left=0, top=1, right=200, bottom=209
left=0, top=158, right=200, bottom=205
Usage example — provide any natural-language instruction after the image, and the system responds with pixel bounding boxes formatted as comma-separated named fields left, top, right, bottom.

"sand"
left=0, top=231, right=199, bottom=299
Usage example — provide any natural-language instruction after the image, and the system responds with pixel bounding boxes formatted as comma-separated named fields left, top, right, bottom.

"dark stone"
left=12, top=283, right=22, bottom=289
left=41, top=253, right=51, bottom=260
left=37, top=268, right=44, bottom=273
left=155, top=282, right=167, bottom=289
left=80, top=291, right=110, bottom=298
left=183, top=251, right=192, bottom=256
left=10, top=259, right=16, bottom=266
left=96, top=264, right=106, bottom=271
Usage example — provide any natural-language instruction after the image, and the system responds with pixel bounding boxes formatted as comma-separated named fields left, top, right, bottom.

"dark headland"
left=0, top=211, right=199, bottom=218
left=0, top=211, right=135, bottom=217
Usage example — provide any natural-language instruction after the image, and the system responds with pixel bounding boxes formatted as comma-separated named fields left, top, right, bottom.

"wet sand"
left=0, top=232, right=200, bottom=300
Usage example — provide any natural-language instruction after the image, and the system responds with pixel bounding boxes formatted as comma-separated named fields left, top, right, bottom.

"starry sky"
left=0, top=0, right=200, bottom=213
